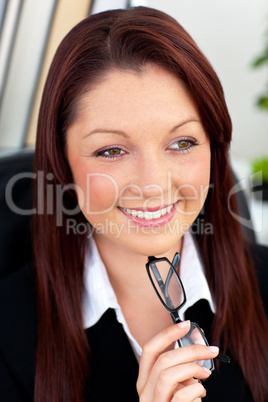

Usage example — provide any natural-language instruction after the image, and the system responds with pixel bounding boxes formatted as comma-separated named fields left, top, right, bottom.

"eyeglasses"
left=145, top=253, right=230, bottom=372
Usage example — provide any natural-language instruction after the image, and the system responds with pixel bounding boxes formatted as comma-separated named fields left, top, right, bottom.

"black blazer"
left=0, top=242, right=268, bottom=402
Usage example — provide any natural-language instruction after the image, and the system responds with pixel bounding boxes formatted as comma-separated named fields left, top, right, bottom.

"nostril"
left=119, top=183, right=143, bottom=198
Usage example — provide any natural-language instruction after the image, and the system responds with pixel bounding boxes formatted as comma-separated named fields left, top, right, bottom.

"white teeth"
left=161, top=208, right=167, bottom=216
left=153, top=210, right=161, bottom=219
left=144, top=211, right=152, bottom=220
left=137, top=211, right=143, bottom=218
left=123, top=205, right=174, bottom=220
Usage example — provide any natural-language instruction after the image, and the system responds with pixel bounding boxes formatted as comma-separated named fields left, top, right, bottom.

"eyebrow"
left=169, top=118, right=201, bottom=133
left=83, top=118, right=200, bottom=139
left=83, top=128, right=129, bottom=139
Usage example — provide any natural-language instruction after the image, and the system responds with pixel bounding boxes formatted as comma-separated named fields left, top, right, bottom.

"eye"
left=168, top=138, right=198, bottom=153
left=95, top=147, right=126, bottom=159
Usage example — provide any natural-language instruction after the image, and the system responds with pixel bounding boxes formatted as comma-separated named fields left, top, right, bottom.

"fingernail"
left=203, top=367, right=211, bottom=375
left=177, top=320, right=190, bottom=328
left=209, top=346, right=219, bottom=354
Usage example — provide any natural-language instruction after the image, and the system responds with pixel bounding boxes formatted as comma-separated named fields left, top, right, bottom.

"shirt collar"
left=179, top=230, right=215, bottom=317
left=82, top=239, right=142, bottom=359
left=82, top=238, right=119, bottom=329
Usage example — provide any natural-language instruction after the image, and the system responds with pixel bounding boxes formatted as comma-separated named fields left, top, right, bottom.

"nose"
left=126, top=153, right=173, bottom=202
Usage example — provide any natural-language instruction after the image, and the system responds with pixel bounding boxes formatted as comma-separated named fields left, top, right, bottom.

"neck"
left=93, top=232, right=182, bottom=300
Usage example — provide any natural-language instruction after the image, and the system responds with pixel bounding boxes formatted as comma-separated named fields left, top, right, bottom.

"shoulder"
left=0, top=262, right=37, bottom=347
left=249, top=242, right=268, bottom=282
left=0, top=262, right=36, bottom=333
left=249, top=242, right=268, bottom=314
left=0, top=150, right=34, bottom=280
left=0, top=260, right=35, bottom=297
left=0, top=263, right=37, bottom=399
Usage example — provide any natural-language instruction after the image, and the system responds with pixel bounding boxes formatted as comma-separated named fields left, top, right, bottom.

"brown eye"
left=178, top=140, right=189, bottom=148
left=95, top=147, right=126, bottom=159
left=108, top=148, right=121, bottom=155
left=168, top=138, right=197, bottom=153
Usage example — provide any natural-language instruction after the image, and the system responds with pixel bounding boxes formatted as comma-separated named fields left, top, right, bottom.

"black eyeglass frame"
left=146, top=253, right=186, bottom=320
left=146, top=252, right=215, bottom=371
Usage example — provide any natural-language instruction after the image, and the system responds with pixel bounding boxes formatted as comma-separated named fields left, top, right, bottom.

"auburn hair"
left=34, top=6, right=268, bottom=401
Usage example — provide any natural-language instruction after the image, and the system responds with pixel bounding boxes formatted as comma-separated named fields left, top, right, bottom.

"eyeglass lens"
left=178, top=322, right=214, bottom=370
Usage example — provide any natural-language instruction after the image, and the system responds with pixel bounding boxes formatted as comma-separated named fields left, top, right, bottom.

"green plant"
left=251, top=27, right=268, bottom=111
left=251, top=157, right=268, bottom=183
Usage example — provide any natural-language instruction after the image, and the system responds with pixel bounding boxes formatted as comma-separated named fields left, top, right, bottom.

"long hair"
left=34, top=7, right=268, bottom=401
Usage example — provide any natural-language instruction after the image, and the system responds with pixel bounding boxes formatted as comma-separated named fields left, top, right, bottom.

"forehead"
left=73, top=64, right=199, bottom=127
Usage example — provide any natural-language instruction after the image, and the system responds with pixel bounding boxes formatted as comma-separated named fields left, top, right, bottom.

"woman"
left=1, top=6, right=268, bottom=402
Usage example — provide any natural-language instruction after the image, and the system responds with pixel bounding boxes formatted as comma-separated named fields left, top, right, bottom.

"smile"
left=120, top=205, right=173, bottom=220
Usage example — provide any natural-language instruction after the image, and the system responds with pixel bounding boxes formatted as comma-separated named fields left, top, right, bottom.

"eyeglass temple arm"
left=163, top=253, right=181, bottom=314
left=165, top=252, right=181, bottom=296
left=171, top=252, right=180, bottom=270
left=150, top=262, right=175, bottom=309
left=148, top=253, right=181, bottom=310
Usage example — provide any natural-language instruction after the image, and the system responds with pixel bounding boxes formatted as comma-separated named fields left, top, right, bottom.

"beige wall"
left=25, top=0, right=92, bottom=147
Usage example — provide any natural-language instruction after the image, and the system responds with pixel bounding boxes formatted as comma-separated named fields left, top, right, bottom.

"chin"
left=120, top=234, right=183, bottom=259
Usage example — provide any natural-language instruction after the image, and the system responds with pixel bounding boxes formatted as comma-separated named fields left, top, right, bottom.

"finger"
left=138, top=344, right=217, bottom=400
left=173, top=380, right=201, bottom=402
left=152, top=344, right=218, bottom=377
left=176, top=377, right=201, bottom=389
left=171, top=381, right=206, bottom=402
left=137, top=321, right=191, bottom=393
left=152, top=362, right=211, bottom=401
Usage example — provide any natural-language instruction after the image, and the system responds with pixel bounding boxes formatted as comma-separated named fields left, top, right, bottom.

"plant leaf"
left=256, top=95, right=268, bottom=110
left=252, top=54, right=268, bottom=68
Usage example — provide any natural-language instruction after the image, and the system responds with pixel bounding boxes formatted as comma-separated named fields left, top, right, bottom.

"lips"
left=120, top=205, right=173, bottom=220
left=119, top=203, right=177, bottom=228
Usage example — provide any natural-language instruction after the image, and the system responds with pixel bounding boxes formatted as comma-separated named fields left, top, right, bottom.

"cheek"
left=80, top=174, right=120, bottom=215
left=175, top=154, right=211, bottom=206
left=68, top=156, right=120, bottom=214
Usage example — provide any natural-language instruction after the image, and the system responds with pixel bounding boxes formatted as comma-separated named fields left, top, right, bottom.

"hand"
left=137, top=320, right=219, bottom=402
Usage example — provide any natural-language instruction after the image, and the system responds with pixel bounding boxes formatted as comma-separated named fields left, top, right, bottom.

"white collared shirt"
left=82, top=230, right=215, bottom=362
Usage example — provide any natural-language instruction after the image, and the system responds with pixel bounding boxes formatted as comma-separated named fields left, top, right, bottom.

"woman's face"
left=66, top=64, right=211, bottom=257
